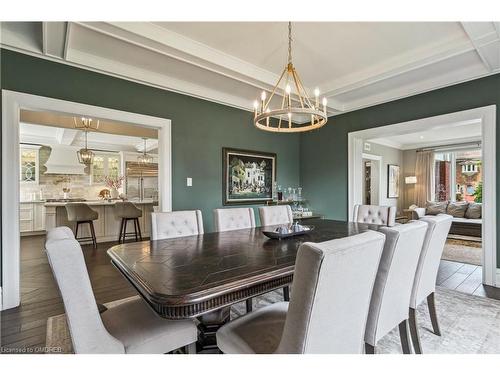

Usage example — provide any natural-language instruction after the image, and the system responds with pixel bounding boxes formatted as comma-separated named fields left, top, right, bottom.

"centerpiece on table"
left=104, top=175, right=124, bottom=199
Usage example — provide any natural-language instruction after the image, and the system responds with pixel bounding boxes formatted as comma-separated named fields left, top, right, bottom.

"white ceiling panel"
left=2, top=21, right=499, bottom=117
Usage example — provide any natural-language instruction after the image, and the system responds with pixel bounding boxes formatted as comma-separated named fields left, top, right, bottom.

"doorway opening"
left=348, top=105, right=497, bottom=288
left=2, top=90, right=172, bottom=311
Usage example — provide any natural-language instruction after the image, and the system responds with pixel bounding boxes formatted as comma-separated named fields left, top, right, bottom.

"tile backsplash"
left=20, top=146, right=120, bottom=201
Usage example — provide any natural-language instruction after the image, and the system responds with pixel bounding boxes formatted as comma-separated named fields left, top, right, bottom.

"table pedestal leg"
left=196, top=307, right=231, bottom=353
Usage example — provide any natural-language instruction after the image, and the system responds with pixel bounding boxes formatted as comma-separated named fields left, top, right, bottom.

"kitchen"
left=19, top=109, right=159, bottom=244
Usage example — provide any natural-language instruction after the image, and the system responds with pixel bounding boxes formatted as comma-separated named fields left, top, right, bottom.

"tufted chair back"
left=151, top=210, right=204, bottom=240
left=364, top=220, right=428, bottom=346
left=46, top=226, right=75, bottom=244
left=65, top=203, right=99, bottom=222
left=353, top=204, right=396, bottom=226
left=213, top=207, right=256, bottom=232
left=410, top=214, right=452, bottom=308
left=258, top=205, right=293, bottom=227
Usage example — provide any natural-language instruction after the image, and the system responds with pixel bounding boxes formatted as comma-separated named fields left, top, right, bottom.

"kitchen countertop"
left=43, top=200, right=157, bottom=207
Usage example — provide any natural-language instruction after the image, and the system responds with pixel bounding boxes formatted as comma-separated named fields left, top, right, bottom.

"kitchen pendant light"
left=77, top=130, right=95, bottom=165
left=137, top=138, right=153, bottom=165
left=253, top=22, right=328, bottom=133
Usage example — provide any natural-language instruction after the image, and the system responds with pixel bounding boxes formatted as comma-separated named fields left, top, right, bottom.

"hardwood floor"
left=1, top=235, right=500, bottom=353
left=1, top=235, right=137, bottom=352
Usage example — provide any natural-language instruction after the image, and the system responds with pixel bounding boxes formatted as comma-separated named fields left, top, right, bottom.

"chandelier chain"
left=288, top=22, right=292, bottom=65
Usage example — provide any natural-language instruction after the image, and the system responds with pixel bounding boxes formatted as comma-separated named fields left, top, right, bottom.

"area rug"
left=47, top=287, right=500, bottom=354
left=442, top=238, right=482, bottom=266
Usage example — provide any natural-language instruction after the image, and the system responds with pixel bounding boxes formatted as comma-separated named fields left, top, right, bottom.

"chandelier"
left=77, top=130, right=95, bottom=165
left=253, top=22, right=328, bottom=133
left=137, top=138, right=153, bottom=165
left=73, top=116, right=100, bottom=131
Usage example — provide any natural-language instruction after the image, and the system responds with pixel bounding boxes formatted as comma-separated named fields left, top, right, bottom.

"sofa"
left=410, top=201, right=482, bottom=238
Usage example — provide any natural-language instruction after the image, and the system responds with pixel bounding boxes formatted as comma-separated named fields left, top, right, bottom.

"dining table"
left=107, top=219, right=382, bottom=321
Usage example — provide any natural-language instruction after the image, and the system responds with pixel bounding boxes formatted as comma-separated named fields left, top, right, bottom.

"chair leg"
left=427, top=292, right=441, bottom=336
left=133, top=218, right=138, bottom=242
left=246, top=298, right=253, bottom=313
left=186, top=342, right=197, bottom=354
left=89, top=221, right=97, bottom=249
left=136, top=218, right=142, bottom=241
left=75, top=222, right=79, bottom=239
left=283, top=286, right=290, bottom=301
left=118, top=218, right=124, bottom=243
left=408, top=307, right=422, bottom=354
left=398, top=320, right=412, bottom=354
left=365, top=343, right=375, bottom=354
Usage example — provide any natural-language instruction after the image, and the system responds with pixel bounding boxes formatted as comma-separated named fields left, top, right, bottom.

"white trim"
left=362, top=153, right=383, bottom=206
left=348, top=105, right=497, bottom=286
left=1, top=90, right=172, bottom=310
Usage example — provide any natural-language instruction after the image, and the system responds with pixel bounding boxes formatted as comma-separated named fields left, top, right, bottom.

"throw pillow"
left=465, top=202, right=482, bottom=219
left=446, top=202, right=469, bottom=218
left=426, top=201, right=448, bottom=215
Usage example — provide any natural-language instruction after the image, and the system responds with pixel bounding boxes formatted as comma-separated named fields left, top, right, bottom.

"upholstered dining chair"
left=364, top=221, right=428, bottom=354
left=257, top=205, right=294, bottom=308
left=216, top=230, right=386, bottom=354
left=409, top=214, right=453, bottom=354
left=151, top=210, right=204, bottom=240
left=258, top=205, right=293, bottom=227
left=213, top=207, right=256, bottom=232
left=353, top=204, right=396, bottom=227
left=44, top=227, right=198, bottom=354
left=213, top=207, right=256, bottom=314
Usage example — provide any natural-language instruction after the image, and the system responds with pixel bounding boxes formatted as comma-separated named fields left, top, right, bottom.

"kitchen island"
left=45, top=200, right=156, bottom=243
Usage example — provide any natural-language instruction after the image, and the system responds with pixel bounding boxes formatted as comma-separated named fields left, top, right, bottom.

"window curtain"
left=415, top=150, right=435, bottom=207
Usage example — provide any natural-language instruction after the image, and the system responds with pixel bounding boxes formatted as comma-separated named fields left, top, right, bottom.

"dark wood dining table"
left=107, top=219, right=381, bottom=321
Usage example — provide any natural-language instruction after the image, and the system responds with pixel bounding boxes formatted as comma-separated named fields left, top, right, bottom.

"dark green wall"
left=300, top=73, right=500, bottom=267
left=0, top=49, right=300, bottom=233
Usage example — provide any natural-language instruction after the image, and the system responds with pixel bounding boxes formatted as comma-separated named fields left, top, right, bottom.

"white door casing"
left=1, top=90, right=172, bottom=310
left=348, top=105, right=497, bottom=286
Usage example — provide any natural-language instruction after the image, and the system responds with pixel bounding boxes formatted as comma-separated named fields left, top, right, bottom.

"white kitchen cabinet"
left=19, top=202, right=46, bottom=235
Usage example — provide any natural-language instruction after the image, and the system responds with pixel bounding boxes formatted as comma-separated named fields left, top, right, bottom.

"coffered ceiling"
left=2, top=22, right=499, bottom=116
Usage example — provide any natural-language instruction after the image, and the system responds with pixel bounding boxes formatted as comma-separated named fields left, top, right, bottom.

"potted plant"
left=104, top=175, right=124, bottom=199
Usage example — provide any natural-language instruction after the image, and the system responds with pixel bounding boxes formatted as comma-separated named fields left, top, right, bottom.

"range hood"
left=44, top=145, right=86, bottom=175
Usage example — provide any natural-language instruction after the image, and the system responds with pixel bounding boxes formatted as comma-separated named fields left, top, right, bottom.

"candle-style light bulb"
left=288, top=112, right=292, bottom=128
left=261, top=91, right=266, bottom=111
left=253, top=100, right=259, bottom=117
left=314, top=88, right=320, bottom=108
left=285, top=85, right=291, bottom=108
left=322, top=97, right=327, bottom=113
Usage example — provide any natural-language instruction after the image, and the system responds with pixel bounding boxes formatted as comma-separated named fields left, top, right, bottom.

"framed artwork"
left=222, top=147, right=276, bottom=205
left=387, top=164, right=400, bottom=198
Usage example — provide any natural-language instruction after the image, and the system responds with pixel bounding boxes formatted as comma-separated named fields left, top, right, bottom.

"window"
left=20, top=145, right=41, bottom=184
left=91, top=152, right=121, bottom=184
left=434, top=149, right=482, bottom=202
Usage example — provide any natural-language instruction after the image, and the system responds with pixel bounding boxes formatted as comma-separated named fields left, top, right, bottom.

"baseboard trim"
left=496, top=269, right=500, bottom=287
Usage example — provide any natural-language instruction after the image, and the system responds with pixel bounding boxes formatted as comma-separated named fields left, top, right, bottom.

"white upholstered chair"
left=353, top=204, right=396, bottom=226
left=216, top=231, right=385, bottom=354
left=151, top=210, right=204, bottom=240
left=213, top=207, right=256, bottom=232
left=44, top=228, right=198, bottom=354
left=409, top=214, right=453, bottom=354
left=256, top=205, right=294, bottom=309
left=364, top=221, right=428, bottom=354
left=258, top=205, right=293, bottom=227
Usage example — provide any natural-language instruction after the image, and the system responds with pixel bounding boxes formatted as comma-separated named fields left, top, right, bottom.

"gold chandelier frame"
left=253, top=22, right=328, bottom=133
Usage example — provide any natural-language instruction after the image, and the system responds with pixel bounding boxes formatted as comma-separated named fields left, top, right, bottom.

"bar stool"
left=65, top=203, right=99, bottom=249
left=115, top=201, right=143, bottom=243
